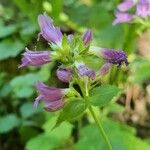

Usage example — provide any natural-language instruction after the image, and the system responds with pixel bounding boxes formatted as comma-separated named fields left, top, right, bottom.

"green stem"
left=77, top=79, right=112, bottom=150
left=88, top=105, right=112, bottom=150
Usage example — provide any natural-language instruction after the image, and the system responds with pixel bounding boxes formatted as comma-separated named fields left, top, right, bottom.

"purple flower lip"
left=38, top=12, right=63, bottom=44
left=18, top=48, right=51, bottom=68
left=77, top=64, right=96, bottom=80
left=34, top=81, right=67, bottom=112
left=56, top=68, right=73, bottom=83
left=136, top=0, right=150, bottom=18
left=117, top=0, right=135, bottom=12
left=113, top=11, right=133, bottom=25
left=82, top=30, right=93, bottom=46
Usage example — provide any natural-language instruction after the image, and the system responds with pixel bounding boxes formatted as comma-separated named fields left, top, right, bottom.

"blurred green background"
left=0, top=0, right=150, bottom=150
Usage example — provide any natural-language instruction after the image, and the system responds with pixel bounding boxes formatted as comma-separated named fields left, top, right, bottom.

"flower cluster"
left=113, top=0, right=150, bottom=25
left=19, top=13, right=128, bottom=112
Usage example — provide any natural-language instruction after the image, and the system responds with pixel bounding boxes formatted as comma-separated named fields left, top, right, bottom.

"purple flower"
left=100, top=48, right=128, bottom=67
left=99, top=63, right=112, bottom=76
left=77, top=64, right=96, bottom=80
left=136, top=0, right=150, bottom=18
left=117, top=0, right=135, bottom=12
left=82, top=30, right=93, bottom=46
left=38, top=13, right=63, bottom=44
left=56, top=68, right=73, bottom=83
left=34, top=81, right=69, bottom=112
left=18, top=48, right=51, bottom=68
left=113, top=12, right=133, bottom=25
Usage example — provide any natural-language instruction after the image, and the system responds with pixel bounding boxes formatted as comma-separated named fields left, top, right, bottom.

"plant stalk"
left=88, top=105, right=112, bottom=150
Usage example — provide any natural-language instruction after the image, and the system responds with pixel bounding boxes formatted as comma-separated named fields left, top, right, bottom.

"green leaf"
left=10, top=71, right=50, bottom=98
left=20, top=20, right=37, bottom=36
left=0, top=39, right=24, bottom=60
left=51, top=0, right=63, bottom=20
left=95, top=25, right=126, bottom=48
left=12, top=0, right=42, bottom=26
left=75, top=118, right=150, bottom=150
left=26, top=134, right=55, bottom=150
left=10, top=74, right=40, bottom=98
left=20, top=102, right=42, bottom=119
left=19, top=126, right=39, bottom=142
left=89, top=85, right=121, bottom=107
left=55, top=99, right=87, bottom=127
left=26, top=121, right=72, bottom=150
left=83, top=55, right=103, bottom=70
left=0, top=23, right=18, bottom=38
left=0, top=114, right=21, bottom=133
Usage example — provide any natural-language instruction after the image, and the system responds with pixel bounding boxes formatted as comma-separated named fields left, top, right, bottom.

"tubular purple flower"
left=136, top=0, right=150, bottom=18
left=100, top=48, right=128, bottom=67
left=82, top=30, right=93, bottom=46
left=38, top=13, right=63, bottom=44
left=99, top=63, right=112, bottom=76
left=117, top=0, right=135, bottom=12
left=77, top=64, right=96, bottom=80
left=113, top=12, right=133, bottom=25
left=18, top=48, right=51, bottom=68
left=34, top=81, right=69, bottom=112
left=56, top=68, right=73, bottom=83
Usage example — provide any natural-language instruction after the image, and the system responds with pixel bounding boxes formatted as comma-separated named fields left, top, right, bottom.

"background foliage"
left=0, top=0, right=150, bottom=150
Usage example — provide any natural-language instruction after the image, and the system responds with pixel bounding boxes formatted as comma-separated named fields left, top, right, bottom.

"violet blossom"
left=90, top=46, right=128, bottom=67
left=18, top=48, right=51, bottom=68
left=113, top=11, right=133, bottom=25
left=136, top=0, right=150, bottom=18
left=82, top=30, right=93, bottom=46
left=38, top=12, right=63, bottom=45
left=100, top=48, right=128, bottom=67
left=34, top=81, right=69, bottom=112
left=56, top=68, right=73, bottom=83
left=114, top=0, right=150, bottom=25
left=117, top=0, right=135, bottom=12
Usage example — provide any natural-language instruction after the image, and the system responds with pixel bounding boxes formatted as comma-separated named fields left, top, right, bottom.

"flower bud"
left=90, top=46, right=128, bottom=67
left=82, top=30, right=93, bottom=46
left=99, top=63, right=112, bottom=76
left=77, top=64, right=96, bottom=80
left=56, top=68, right=73, bottom=83
left=100, top=48, right=128, bottom=66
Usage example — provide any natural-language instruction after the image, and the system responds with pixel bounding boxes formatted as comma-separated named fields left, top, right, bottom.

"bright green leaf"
left=26, top=121, right=72, bottom=150
left=89, top=85, right=121, bottom=107
left=55, top=99, right=87, bottom=127
left=75, top=118, right=150, bottom=150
